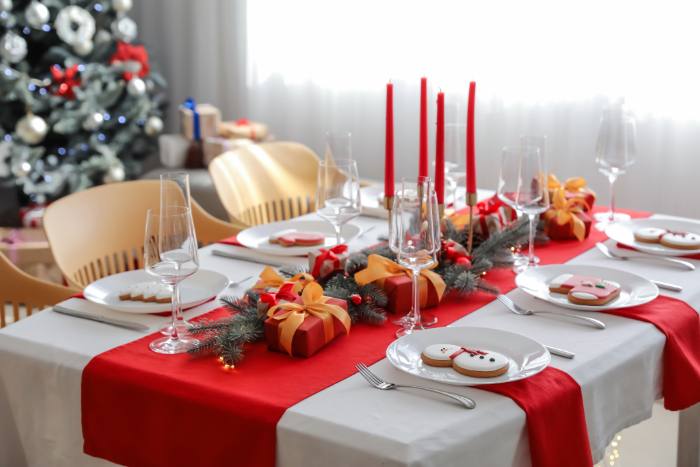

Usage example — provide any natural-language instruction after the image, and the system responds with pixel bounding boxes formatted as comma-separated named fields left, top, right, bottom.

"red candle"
left=419, top=77, right=429, bottom=178
left=466, top=81, right=476, bottom=193
left=384, top=82, right=395, bottom=199
left=435, top=90, right=445, bottom=205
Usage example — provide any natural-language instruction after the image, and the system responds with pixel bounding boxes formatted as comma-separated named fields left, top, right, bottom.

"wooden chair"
left=43, top=180, right=242, bottom=289
left=0, top=252, right=80, bottom=328
left=208, top=142, right=321, bottom=227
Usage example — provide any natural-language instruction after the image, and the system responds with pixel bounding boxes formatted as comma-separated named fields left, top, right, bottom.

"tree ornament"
left=111, top=15, right=137, bottom=43
left=0, top=31, right=27, bottom=63
left=82, top=111, right=104, bottom=131
left=25, top=1, right=49, bottom=28
left=126, top=77, right=146, bottom=96
left=110, top=42, right=150, bottom=80
left=16, top=113, right=48, bottom=145
left=350, top=294, right=362, bottom=305
left=145, top=78, right=155, bottom=92
left=103, top=165, right=125, bottom=184
left=94, top=29, right=111, bottom=44
left=74, top=38, right=94, bottom=56
left=144, top=116, right=163, bottom=136
left=11, top=159, right=32, bottom=178
left=0, top=0, right=12, bottom=12
left=50, top=64, right=82, bottom=100
left=55, top=6, right=95, bottom=47
left=112, top=0, right=133, bottom=13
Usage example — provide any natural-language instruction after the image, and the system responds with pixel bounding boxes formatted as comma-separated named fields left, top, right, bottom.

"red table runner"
left=81, top=206, right=699, bottom=467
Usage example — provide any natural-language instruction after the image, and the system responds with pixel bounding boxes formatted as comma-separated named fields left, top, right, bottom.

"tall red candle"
left=466, top=81, right=476, bottom=193
left=384, top=82, right=395, bottom=199
left=435, top=90, right=445, bottom=205
left=419, top=77, right=429, bottom=178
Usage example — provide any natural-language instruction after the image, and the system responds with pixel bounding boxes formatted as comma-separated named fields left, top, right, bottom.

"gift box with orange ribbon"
left=547, top=174, right=597, bottom=211
left=541, top=188, right=592, bottom=242
left=449, top=195, right=516, bottom=239
left=219, top=119, right=269, bottom=141
left=256, top=282, right=299, bottom=319
left=354, top=254, right=446, bottom=314
left=265, top=282, right=351, bottom=358
left=308, top=245, right=349, bottom=279
left=251, top=266, right=313, bottom=293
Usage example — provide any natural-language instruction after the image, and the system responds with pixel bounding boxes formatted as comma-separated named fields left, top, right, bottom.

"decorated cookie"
left=421, top=344, right=463, bottom=367
left=660, top=232, right=700, bottom=250
left=119, top=281, right=171, bottom=303
left=549, top=274, right=621, bottom=306
left=634, top=227, right=668, bottom=243
left=269, top=229, right=297, bottom=244
left=278, top=231, right=326, bottom=247
left=421, top=344, right=510, bottom=377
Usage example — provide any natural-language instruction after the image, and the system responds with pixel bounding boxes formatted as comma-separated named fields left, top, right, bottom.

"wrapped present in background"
left=202, top=137, right=254, bottom=166
left=179, top=99, right=221, bottom=141
left=541, top=189, right=592, bottom=241
left=547, top=174, right=596, bottom=211
left=265, top=283, right=351, bottom=358
left=251, top=266, right=312, bottom=294
left=308, top=245, right=349, bottom=279
left=158, top=134, right=190, bottom=168
left=256, top=283, right=298, bottom=319
left=354, top=254, right=445, bottom=314
left=0, top=227, right=63, bottom=284
left=220, top=119, right=269, bottom=141
left=450, top=195, right=513, bottom=238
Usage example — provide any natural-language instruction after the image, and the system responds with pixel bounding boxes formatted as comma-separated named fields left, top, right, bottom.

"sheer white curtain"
left=134, top=0, right=700, bottom=218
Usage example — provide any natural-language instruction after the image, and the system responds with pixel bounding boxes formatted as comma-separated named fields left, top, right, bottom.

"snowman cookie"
left=549, top=274, right=621, bottom=306
left=634, top=227, right=668, bottom=243
left=421, top=344, right=510, bottom=377
left=634, top=227, right=700, bottom=250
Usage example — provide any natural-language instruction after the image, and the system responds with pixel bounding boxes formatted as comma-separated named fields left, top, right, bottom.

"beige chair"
left=0, top=252, right=80, bottom=328
left=208, top=142, right=321, bottom=227
left=43, top=180, right=242, bottom=289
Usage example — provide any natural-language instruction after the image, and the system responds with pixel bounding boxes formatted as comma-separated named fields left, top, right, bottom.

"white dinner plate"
left=236, top=220, right=361, bottom=256
left=386, top=326, right=550, bottom=386
left=605, top=218, right=700, bottom=256
left=514, top=264, right=658, bottom=312
left=83, top=269, right=228, bottom=313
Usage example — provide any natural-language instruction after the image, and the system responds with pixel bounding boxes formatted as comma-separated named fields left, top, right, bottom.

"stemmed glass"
left=325, top=131, right=352, bottom=162
left=498, top=147, right=528, bottom=268
left=594, top=111, right=636, bottom=230
left=158, top=173, right=194, bottom=336
left=144, top=206, right=200, bottom=354
left=315, top=159, right=361, bottom=245
left=514, top=141, right=549, bottom=275
left=394, top=176, right=441, bottom=338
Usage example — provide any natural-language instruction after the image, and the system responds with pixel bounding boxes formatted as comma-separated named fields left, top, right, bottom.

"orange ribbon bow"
left=252, top=266, right=313, bottom=294
left=268, top=282, right=351, bottom=356
left=542, top=188, right=591, bottom=242
left=547, top=174, right=597, bottom=201
left=354, top=254, right=446, bottom=309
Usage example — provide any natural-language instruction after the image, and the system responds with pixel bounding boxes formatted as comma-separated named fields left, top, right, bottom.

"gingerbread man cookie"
left=549, top=274, right=621, bottom=306
left=421, top=344, right=510, bottom=377
left=634, top=227, right=700, bottom=250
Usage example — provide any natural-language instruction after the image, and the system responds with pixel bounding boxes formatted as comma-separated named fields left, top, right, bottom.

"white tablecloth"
left=1, top=209, right=699, bottom=467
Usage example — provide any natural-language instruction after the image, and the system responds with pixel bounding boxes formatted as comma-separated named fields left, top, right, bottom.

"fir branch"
left=278, top=265, right=309, bottom=278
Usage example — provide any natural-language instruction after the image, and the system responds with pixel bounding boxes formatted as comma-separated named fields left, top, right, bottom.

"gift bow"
left=252, top=266, right=313, bottom=294
left=268, top=282, right=351, bottom=356
left=183, top=98, right=200, bottom=140
left=354, top=254, right=446, bottom=308
left=236, top=118, right=255, bottom=139
left=260, top=282, right=298, bottom=306
left=474, top=199, right=505, bottom=238
left=543, top=188, right=591, bottom=242
left=311, top=245, right=348, bottom=277
left=442, top=240, right=472, bottom=264
left=547, top=174, right=597, bottom=201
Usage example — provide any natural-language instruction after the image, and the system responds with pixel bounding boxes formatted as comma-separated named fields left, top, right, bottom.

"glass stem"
left=170, top=283, right=180, bottom=341
left=411, top=268, right=421, bottom=326
left=527, top=214, right=537, bottom=267
left=608, top=175, right=617, bottom=222
left=334, top=225, right=342, bottom=246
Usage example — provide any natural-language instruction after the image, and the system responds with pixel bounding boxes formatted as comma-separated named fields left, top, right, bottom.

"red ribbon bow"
left=236, top=118, right=255, bottom=140
left=50, top=64, right=82, bottom=100
left=660, top=230, right=687, bottom=238
left=442, top=240, right=472, bottom=265
left=260, top=282, right=298, bottom=306
left=109, top=42, right=150, bottom=81
left=474, top=199, right=506, bottom=238
left=311, top=245, right=348, bottom=277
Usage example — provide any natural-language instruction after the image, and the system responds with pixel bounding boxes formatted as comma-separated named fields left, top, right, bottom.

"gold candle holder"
left=384, top=196, right=394, bottom=234
left=438, top=203, right=445, bottom=219
left=466, top=192, right=478, bottom=254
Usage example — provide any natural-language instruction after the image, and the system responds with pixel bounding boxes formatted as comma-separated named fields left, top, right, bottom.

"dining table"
left=1, top=191, right=699, bottom=467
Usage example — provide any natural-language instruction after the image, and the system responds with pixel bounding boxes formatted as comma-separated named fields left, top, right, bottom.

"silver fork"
left=596, top=242, right=695, bottom=271
left=228, top=275, right=253, bottom=288
left=355, top=363, right=476, bottom=409
left=497, top=294, right=606, bottom=329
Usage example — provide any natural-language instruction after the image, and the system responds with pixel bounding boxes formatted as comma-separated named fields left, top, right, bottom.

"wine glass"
left=394, top=176, right=441, bottom=338
left=325, top=131, right=352, bottom=163
left=315, top=159, right=361, bottom=245
left=498, top=146, right=529, bottom=268
left=444, top=123, right=467, bottom=208
left=594, top=111, right=636, bottom=230
left=144, top=206, right=200, bottom=354
left=514, top=141, right=549, bottom=275
left=158, top=173, right=194, bottom=336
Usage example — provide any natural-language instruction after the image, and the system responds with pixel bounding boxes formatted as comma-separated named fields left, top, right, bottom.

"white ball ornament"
left=103, top=165, right=125, bottom=184
left=74, top=38, right=94, bottom=56
left=16, top=113, right=48, bottom=145
left=112, top=0, right=132, bottom=13
left=82, top=111, right=104, bottom=131
left=55, top=6, right=95, bottom=47
left=25, top=1, right=50, bottom=28
left=94, top=29, right=112, bottom=45
left=111, top=15, right=137, bottom=42
left=126, top=77, right=146, bottom=96
left=0, top=31, right=27, bottom=63
left=0, top=0, right=12, bottom=12
left=144, top=116, right=163, bottom=136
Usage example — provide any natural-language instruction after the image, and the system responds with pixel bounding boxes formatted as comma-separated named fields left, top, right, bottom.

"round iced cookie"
left=278, top=231, right=326, bottom=247
left=421, top=344, right=462, bottom=367
left=452, top=349, right=510, bottom=377
left=269, top=229, right=297, bottom=244
left=660, top=232, right=700, bottom=250
left=634, top=227, right=667, bottom=243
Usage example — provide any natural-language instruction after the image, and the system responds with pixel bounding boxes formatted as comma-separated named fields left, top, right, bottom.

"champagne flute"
left=498, top=147, right=529, bottom=268
left=514, top=141, right=549, bottom=275
left=315, top=159, right=361, bottom=245
left=394, top=176, right=440, bottom=338
left=144, top=206, right=200, bottom=354
left=594, top=111, right=636, bottom=229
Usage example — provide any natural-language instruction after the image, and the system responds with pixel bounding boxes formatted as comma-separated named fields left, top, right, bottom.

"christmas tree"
left=0, top=0, right=166, bottom=221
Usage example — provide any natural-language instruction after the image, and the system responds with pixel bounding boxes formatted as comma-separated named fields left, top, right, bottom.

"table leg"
left=677, top=402, right=700, bottom=467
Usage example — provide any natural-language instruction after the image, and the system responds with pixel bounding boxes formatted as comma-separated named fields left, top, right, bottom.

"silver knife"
left=212, top=249, right=289, bottom=267
left=53, top=305, right=150, bottom=331
left=650, top=280, right=683, bottom=292
left=545, top=345, right=575, bottom=359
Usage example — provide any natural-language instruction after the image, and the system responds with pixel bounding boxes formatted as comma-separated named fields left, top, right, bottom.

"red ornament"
left=350, top=294, right=362, bottom=305
left=50, top=64, right=82, bottom=100
left=109, top=42, right=150, bottom=81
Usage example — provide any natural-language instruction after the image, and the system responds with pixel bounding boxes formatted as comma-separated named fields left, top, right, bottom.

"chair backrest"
left=0, top=252, right=79, bottom=328
left=208, top=142, right=320, bottom=227
left=43, top=179, right=242, bottom=289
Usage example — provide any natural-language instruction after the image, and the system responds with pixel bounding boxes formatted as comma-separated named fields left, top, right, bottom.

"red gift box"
left=542, top=189, right=592, bottom=242
left=264, top=283, right=351, bottom=358
left=548, top=174, right=596, bottom=211
left=545, top=210, right=591, bottom=241
left=382, top=273, right=441, bottom=314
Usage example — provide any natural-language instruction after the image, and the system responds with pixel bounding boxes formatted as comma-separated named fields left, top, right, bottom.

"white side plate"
left=236, top=220, right=361, bottom=256
left=606, top=218, right=700, bottom=256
